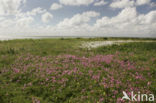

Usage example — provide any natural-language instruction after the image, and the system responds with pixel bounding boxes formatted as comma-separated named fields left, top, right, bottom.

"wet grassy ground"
left=0, top=38, right=156, bottom=103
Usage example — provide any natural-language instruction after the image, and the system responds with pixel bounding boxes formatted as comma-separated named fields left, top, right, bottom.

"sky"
left=0, top=0, right=156, bottom=38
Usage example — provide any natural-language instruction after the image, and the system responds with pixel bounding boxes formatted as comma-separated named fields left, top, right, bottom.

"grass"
left=0, top=38, right=156, bottom=103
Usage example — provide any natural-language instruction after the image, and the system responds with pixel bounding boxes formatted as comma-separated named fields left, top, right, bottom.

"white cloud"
left=41, top=12, right=53, bottom=23
left=0, top=1, right=156, bottom=38
left=0, top=15, right=34, bottom=30
left=110, top=0, right=135, bottom=8
left=94, top=0, right=108, bottom=6
left=94, top=7, right=156, bottom=36
left=0, top=17, right=5, bottom=21
left=59, top=0, right=94, bottom=6
left=136, top=0, right=151, bottom=6
left=150, top=2, right=156, bottom=7
left=14, top=7, right=46, bottom=21
left=58, top=11, right=100, bottom=27
left=0, top=19, right=14, bottom=28
left=50, top=3, right=62, bottom=10
left=137, top=10, right=156, bottom=24
left=16, top=16, right=34, bottom=27
left=0, top=0, right=26, bottom=15
left=1, top=8, right=156, bottom=37
left=110, top=0, right=152, bottom=8
left=26, top=7, right=46, bottom=16
left=95, top=7, right=137, bottom=27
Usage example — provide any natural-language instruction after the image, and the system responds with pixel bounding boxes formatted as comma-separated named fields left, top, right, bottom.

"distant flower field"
left=0, top=38, right=156, bottom=103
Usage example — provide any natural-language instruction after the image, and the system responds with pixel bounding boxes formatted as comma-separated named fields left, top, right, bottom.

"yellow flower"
left=103, top=92, right=106, bottom=96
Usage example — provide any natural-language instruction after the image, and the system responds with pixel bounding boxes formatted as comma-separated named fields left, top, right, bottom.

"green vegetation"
left=0, top=38, right=156, bottom=103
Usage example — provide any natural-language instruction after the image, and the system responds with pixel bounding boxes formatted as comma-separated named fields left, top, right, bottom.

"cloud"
left=136, top=0, right=151, bottom=6
left=50, top=3, right=62, bottom=10
left=26, top=7, right=46, bottom=16
left=0, top=15, right=34, bottom=29
left=94, top=0, right=108, bottom=6
left=110, top=0, right=152, bottom=8
left=41, top=12, right=53, bottom=23
left=16, top=16, right=34, bottom=27
left=110, top=0, right=135, bottom=8
left=58, top=11, right=100, bottom=27
left=59, top=0, right=94, bottom=6
left=150, top=2, right=156, bottom=7
left=0, top=19, right=14, bottom=28
left=0, top=0, right=26, bottom=15
left=0, top=0, right=156, bottom=38
left=0, top=17, right=5, bottom=21
left=94, top=7, right=156, bottom=36
left=96, top=7, right=137, bottom=26
left=137, top=10, right=156, bottom=24
left=1, top=8, right=156, bottom=37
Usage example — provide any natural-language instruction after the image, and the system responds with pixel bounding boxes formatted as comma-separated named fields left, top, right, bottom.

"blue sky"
left=0, top=0, right=156, bottom=37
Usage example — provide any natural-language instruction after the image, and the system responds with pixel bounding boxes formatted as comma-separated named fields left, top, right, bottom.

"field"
left=0, top=38, right=156, bottom=103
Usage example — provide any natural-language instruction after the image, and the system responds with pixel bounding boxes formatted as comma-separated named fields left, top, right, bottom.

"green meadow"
left=0, top=38, right=156, bottom=103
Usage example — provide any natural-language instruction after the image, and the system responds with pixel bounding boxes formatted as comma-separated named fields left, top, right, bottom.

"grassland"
left=0, top=38, right=156, bottom=103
